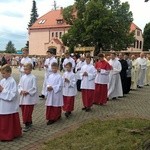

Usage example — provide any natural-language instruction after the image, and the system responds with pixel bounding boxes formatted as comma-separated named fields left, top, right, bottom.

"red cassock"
left=0, top=113, right=22, bottom=141
left=82, top=89, right=94, bottom=108
left=63, top=96, right=75, bottom=112
left=20, top=105, right=34, bottom=124
left=94, top=60, right=112, bottom=105
left=46, top=106, right=61, bottom=121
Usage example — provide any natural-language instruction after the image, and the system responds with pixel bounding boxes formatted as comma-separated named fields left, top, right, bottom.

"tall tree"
left=143, top=22, right=150, bottom=51
left=62, top=0, right=134, bottom=55
left=28, top=0, right=39, bottom=27
left=5, top=41, right=16, bottom=53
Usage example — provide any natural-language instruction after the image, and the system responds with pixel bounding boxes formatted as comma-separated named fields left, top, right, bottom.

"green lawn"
left=43, top=118, right=150, bottom=150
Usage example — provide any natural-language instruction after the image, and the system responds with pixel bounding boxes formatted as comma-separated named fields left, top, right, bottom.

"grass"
left=43, top=118, right=150, bottom=150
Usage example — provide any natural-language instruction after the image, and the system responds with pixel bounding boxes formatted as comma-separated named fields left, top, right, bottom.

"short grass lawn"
left=43, top=118, right=150, bottom=150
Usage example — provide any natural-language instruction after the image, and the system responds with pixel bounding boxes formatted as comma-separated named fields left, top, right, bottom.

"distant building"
left=29, top=8, right=144, bottom=55
left=29, top=8, right=70, bottom=56
left=127, top=22, right=144, bottom=51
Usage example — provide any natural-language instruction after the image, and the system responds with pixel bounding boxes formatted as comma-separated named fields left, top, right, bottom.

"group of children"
left=0, top=50, right=110, bottom=142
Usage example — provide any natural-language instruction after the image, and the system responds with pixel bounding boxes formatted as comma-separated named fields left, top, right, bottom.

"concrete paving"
left=0, top=68, right=150, bottom=150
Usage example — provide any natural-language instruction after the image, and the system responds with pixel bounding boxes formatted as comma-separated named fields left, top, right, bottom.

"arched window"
left=137, top=40, right=139, bottom=49
left=140, top=41, right=142, bottom=49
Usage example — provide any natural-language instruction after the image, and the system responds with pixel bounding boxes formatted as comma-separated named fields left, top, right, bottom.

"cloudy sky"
left=0, top=0, right=150, bottom=50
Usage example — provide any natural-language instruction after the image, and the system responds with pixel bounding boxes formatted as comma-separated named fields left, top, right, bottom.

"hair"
left=85, top=53, right=91, bottom=59
left=111, top=52, right=117, bottom=56
left=51, top=62, right=59, bottom=68
left=22, top=47, right=29, bottom=52
left=0, top=64, right=12, bottom=73
left=24, top=63, right=33, bottom=70
left=66, top=62, right=72, bottom=68
left=125, top=53, right=129, bottom=56
left=65, top=51, right=70, bottom=55
left=98, top=53, right=104, bottom=58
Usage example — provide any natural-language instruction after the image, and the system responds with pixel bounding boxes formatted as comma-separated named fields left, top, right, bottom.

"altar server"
left=18, top=63, right=38, bottom=132
left=80, top=54, right=96, bottom=112
left=62, top=62, right=77, bottom=118
left=93, top=53, right=112, bottom=105
left=19, top=48, right=33, bottom=77
left=39, top=48, right=57, bottom=99
left=0, top=65, right=22, bottom=141
left=45, top=62, right=63, bottom=125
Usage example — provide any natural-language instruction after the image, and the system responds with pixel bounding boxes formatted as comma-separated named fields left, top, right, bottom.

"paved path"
left=0, top=68, right=150, bottom=150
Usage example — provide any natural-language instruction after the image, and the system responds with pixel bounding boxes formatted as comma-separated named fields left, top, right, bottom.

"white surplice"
left=80, top=63, right=96, bottom=90
left=145, top=59, right=150, bottom=85
left=108, top=58, right=123, bottom=99
left=19, top=57, right=33, bottom=77
left=41, top=57, right=57, bottom=96
left=18, top=74, right=38, bottom=105
left=75, top=60, right=86, bottom=80
left=137, top=57, right=147, bottom=87
left=45, top=73, right=63, bottom=107
left=63, top=57, right=75, bottom=69
left=0, top=77, right=19, bottom=114
left=131, top=59, right=139, bottom=90
left=95, top=69, right=110, bottom=84
left=63, top=71, right=77, bottom=96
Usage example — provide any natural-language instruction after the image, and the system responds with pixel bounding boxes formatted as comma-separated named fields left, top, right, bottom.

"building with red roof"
left=128, top=22, right=143, bottom=51
left=29, top=8, right=143, bottom=55
left=29, top=8, right=70, bottom=56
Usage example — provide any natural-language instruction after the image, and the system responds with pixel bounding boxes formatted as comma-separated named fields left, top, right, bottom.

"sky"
left=0, top=0, right=150, bottom=50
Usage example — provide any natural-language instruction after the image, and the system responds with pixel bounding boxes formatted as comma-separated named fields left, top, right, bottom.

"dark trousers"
left=126, top=77, right=131, bottom=94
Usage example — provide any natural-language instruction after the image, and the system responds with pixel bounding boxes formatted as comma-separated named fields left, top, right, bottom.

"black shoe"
left=65, top=112, right=71, bottom=118
left=39, top=95, right=45, bottom=99
left=85, top=108, right=91, bottom=112
left=82, top=107, right=86, bottom=110
left=112, top=97, right=117, bottom=100
left=47, top=120, right=55, bottom=125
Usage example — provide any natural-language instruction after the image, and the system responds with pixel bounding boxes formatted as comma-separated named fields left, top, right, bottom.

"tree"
left=28, top=0, right=39, bottom=27
left=5, top=41, right=16, bottom=53
left=25, top=41, right=29, bottom=49
left=62, top=0, right=134, bottom=55
left=143, top=22, right=150, bottom=51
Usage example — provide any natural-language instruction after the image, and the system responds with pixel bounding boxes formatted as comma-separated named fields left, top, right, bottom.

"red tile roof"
left=130, top=22, right=141, bottom=32
left=30, top=9, right=71, bottom=29
left=53, top=39, right=63, bottom=45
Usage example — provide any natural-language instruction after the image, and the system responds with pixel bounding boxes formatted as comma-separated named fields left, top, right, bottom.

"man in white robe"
left=145, top=54, right=150, bottom=86
left=108, top=53, right=123, bottom=99
left=39, top=48, right=57, bottom=99
left=137, top=52, right=147, bottom=88
left=131, top=55, right=139, bottom=90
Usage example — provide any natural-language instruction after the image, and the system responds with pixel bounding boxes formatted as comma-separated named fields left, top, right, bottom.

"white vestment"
left=75, top=60, right=86, bottom=80
left=18, top=74, right=38, bottom=105
left=80, top=63, right=96, bottom=90
left=19, top=57, right=33, bottom=77
left=131, top=59, right=139, bottom=90
left=108, top=58, right=123, bottom=99
left=137, top=57, right=147, bottom=87
left=63, top=71, right=77, bottom=96
left=45, top=73, right=63, bottom=107
left=0, top=77, right=19, bottom=114
left=41, top=57, right=57, bottom=96
left=145, top=59, right=150, bottom=85
left=63, top=57, right=75, bottom=70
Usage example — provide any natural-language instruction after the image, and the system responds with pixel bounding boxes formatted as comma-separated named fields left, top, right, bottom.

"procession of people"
left=0, top=47, right=150, bottom=141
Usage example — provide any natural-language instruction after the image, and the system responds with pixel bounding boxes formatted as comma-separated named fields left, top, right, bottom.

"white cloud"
left=0, top=0, right=149, bottom=50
